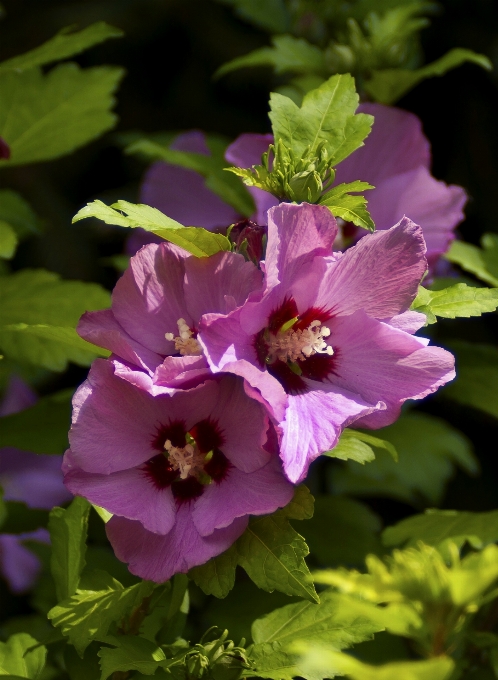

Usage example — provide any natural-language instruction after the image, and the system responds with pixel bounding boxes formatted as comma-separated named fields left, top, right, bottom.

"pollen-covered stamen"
left=164, top=437, right=206, bottom=480
left=165, top=318, right=202, bottom=356
left=267, top=320, right=334, bottom=364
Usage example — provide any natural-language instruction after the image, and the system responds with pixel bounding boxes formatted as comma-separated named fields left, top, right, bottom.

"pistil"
left=165, top=318, right=203, bottom=356
left=267, top=319, right=334, bottom=364
left=164, top=438, right=206, bottom=480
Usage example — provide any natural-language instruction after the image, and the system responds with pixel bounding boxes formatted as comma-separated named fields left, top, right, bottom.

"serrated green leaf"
left=0, top=63, right=123, bottom=167
left=269, top=73, right=373, bottom=164
left=48, top=574, right=155, bottom=655
left=189, top=544, right=238, bottom=599
left=319, top=192, right=374, bottom=231
left=0, top=190, right=42, bottom=239
left=73, top=200, right=231, bottom=258
left=126, top=137, right=254, bottom=217
left=365, top=48, right=492, bottom=104
left=332, top=412, right=477, bottom=506
left=98, top=636, right=175, bottom=680
left=443, top=341, right=498, bottom=419
left=236, top=513, right=318, bottom=603
left=0, top=220, right=17, bottom=258
left=216, top=35, right=325, bottom=79
left=326, top=429, right=397, bottom=465
left=0, top=388, right=71, bottom=454
left=48, top=497, right=90, bottom=602
left=279, top=485, right=315, bottom=521
left=0, top=633, right=46, bottom=679
left=0, top=269, right=110, bottom=370
left=383, top=509, right=498, bottom=552
left=320, top=181, right=374, bottom=200
left=0, top=22, right=123, bottom=73
left=445, top=234, right=498, bottom=287
left=411, top=283, right=498, bottom=323
left=215, top=0, right=290, bottom=33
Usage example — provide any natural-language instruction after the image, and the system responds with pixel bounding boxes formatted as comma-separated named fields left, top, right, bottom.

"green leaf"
left=139, top=575, right=189, bottom=644
left=0, top=22, right=123, bottom=72
left=445, top=234, right=498, bottom=287
left=189, top=544, right=238, bottom=599
left=1, top=503, right=49, bottom=534
left=319, top=192, right=374, bottom=231
left=320, top=181, right=374, bottom=199
left=365, top=48, right=492, bottom=104
left=214, top=0, right=290, bottom=33
left=301, top=496, right=382, bottom=566
left=269, top=73, right=373, bottom=164
left=48, top=497, right=91, bottom=602
left=126, top=137, right=254, bottom=217
left=0, top=63, right=123, bottom=167
left=48, top=574, right=155, bottom=655
left=0, top=220, right=18, bottom=258
left=216, top=35, right=325, bottom=78
left=0, top=388, right=71, bottom=453
left=411, top=283, right=498, bottom=324
left=0, top=190, right=42, bottom=239
left=98, top=636, right=176, bottom=680
left=442, top=341, right=498, bottom=419
left=0, top=633, right=46, bottom=679
left=332, top=412, right=477, bottom=506
left=0, top=269, right=110, bottom=370
left=383, top=509, right=498, bottom=553
left=73, top=200, right=231, bottom=258
left=326, top=429, right=397, bottom=465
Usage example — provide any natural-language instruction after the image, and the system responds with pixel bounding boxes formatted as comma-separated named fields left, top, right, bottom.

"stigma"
left=165, top=318, right=203, bottom=356
left=267, top=319, right=334, bottom=364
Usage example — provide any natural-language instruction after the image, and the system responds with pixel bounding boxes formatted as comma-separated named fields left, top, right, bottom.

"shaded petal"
left=0, top=533, right=42, bottom=593
left=0, top=376, right=37, bottom=416
left=184, top=251, right=263, bottom=321
left=106, top=508, right=247, bottom=582
left=192, top=456, right=293, bottom=536
left=281, top=385, right=381, bottom=483
left=78, top=309, right=162, bottom=373
left=265, top=203, right=338, bottom=290
left=153, top=356, right=211, bottom=390
left=383, top=310, right=427, bottom=334
left=335, top=102, right=430, bottom=185
left=112, top=243, right=189, bottom=356
left=225, top=133, right=274, bottom=168
left=314, top=217, right=427, bottom=319
left=64, top=461, right=176, bottom=535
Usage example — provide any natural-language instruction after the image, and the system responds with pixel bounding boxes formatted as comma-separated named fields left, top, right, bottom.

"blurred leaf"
left=445, top=234, right=498, bottom=287
left=0, top=633, right=46, bottom=679
left=332, top=412, right=477, bottom=506
left=0, top=388, right=71, bottom=453
left=302, top=496, right=382, bottom=566
left=215, top=0, right=290, bottom=33
left=139, top=575, right=189, bottom=644
left=0, top=64, right=123, bottom=167
left=0, top=269, right=110, bottom=370
left=269, top=73, right=373, bottom=164
left=383, top=509, right=498, bottom=552
left=365, top=48, right=492, bottom=104
left=443, top=342, right=498, bottom=419
left=48, top=572, right=154, bottom=655
left=216, top=35, right=325, bottom=78
left=73, top=200, right=231, bottom=258
left=48, top=497, right=90, bottom=602
left=126, top=136, right=254, bottom=217
left=1, top=503, right=48, bottom=534
left=326, top=429, right=397, bottom=465
left=0, top=220, right=17, bottom=259
left=411, top=283, right=498, bottom=324
left=64, top=643, right=101, bottom=680
left=0, top=190, right=42, bottom=238
left=0, top=22, right=123, bottom=72
left=189, top=544, right=238, bottom=599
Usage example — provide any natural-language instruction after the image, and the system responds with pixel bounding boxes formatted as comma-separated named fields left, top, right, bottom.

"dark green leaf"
left=48, top=497, right=91, bottom=602
left=0, top=388, right=71, bottom=454
left=0, top=64, right=123, bottom=167
left=98, top=635, right=177, bottom=680
left=0, top=190, right=42, bottom=238
left=1, top=503, right=48, bottom=534
left=0, top=22, right=123, bottom=72
left=215, top=0, right=290, bottom=33
left=443, top=342, right=498, bottom=419
left=189, top=544, right=238, bottom=599
left=73, top=200, right=231, bottom=258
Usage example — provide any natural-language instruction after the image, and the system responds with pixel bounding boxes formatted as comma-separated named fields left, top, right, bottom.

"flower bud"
left=288, top=169, right=323, bottom=203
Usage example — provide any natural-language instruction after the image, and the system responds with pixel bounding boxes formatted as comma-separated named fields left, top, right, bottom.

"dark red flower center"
left=254, top=297, right=337, bottom=395
left=143, top=418, right=231, bottom=503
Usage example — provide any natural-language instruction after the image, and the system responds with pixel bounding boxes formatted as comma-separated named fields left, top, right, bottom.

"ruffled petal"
left=191, top=456, right=293, bottom=536
left=64, top=461, right=176, bottom=535
left=314, top=217, right=427, bottom=319
left=106, top=508, right=247, bottom=582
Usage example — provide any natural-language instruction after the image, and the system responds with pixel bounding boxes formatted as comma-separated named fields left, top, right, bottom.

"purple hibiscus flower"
left=63, top=360, right=293, bottom=582
left=0, top=376, right=72, bottom=593
left=198, top=202, right=455, bottom=484
left=78, top=243, right=263, bottom=391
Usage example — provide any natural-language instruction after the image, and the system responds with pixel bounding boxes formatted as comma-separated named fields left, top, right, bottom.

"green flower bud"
left=288, top=169, right=323, bottom=203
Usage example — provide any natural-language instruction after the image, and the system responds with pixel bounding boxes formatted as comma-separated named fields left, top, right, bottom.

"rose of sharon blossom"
left=198, top=203, right=455, bottom=484
left=0, top=376, right=72, bottom=592
left=63, top=361, right=293, bottom=582
left=77, top=244, right=263, bottom=392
